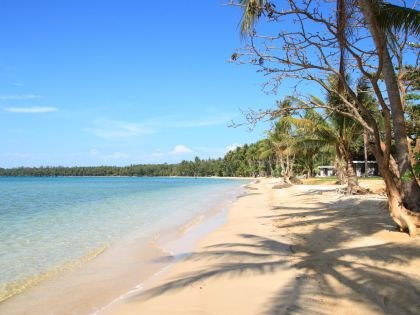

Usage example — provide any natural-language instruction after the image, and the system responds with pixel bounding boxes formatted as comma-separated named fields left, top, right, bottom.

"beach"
left=1, top=177, right=419, bottom=315
left=0, top=177, right=247, bottom=314
left=3, top=1, right=418, bottom=314
left=101, top=178, right=420, bottom=315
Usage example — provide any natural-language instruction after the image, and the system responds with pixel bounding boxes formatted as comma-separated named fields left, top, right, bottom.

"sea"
left=0, top=176, right=248, bottom=304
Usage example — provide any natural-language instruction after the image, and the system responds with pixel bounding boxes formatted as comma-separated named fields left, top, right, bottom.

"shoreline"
left=94, top=205, right=231, bottom=315
left=3, top=178, right=419, bottom=314
left=0, top=175, right=256, bottom=179
left=101, top=178, right=420, bottom=315
left=0, top=180, right=249, bottom=315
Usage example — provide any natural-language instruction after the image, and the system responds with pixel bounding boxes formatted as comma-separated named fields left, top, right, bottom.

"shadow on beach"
left=128, top=186, right=420, bottom=315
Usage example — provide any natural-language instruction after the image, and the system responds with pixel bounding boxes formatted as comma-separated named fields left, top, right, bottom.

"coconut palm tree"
left=357, top=0, right=420, bottom=211
left=292, top=108, right=334, bottom=179
left=268, top=120, right=296, bottom=183
left=234, top=0, right=420, bottom=235
left=295, top=102, right=366, bottom=194
left=257, top=139, right=276, bottom=176
left=267, top=98, right=303, bottom=183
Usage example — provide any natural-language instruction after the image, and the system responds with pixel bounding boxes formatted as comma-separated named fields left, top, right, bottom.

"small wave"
left=0, top=245, right=109, bottom=303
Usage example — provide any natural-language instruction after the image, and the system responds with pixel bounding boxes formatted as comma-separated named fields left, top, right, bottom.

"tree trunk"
left=308, top=157, right=314, bottom=178
left=358, top=0, right=420, bottom=211
left=346, top=158, right=358, bottom=195
left=381, top=45, right=420, bottom=210
left=278, top=153, right=293, bottom=184
left=342, top=146, right=359, bottom=195
left=377, top=159, right=420, bottom=237
left=364, top=131, right=369, bottom=177
left=268, top=158, right=274, bottom=177
left=335, top=156, right=346, bottom=184
left=258, top=160, right=264, bottom=177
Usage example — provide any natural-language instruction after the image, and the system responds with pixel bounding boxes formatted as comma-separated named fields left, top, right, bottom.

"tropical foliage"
left=232, top=0, right=420, bottom=235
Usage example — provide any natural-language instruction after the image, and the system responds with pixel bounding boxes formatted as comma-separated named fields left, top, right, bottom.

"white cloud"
left=226, top=143, right=241, bottom=152
left=169, top=145, right=193, bottom=155
left=0, top=94, right=40, bottom=100
left=5, top=106, right=57, bottom=113
left=89, top=118, right=154, bottom=139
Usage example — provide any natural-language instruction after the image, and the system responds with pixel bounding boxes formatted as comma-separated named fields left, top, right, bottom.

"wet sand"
left=0, top=188, right=240, bottom=315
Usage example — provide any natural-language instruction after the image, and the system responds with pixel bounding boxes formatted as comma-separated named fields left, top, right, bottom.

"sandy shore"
left=102, top=178, right=420, bottom=315
left=0, top=183, right=243, bottom=315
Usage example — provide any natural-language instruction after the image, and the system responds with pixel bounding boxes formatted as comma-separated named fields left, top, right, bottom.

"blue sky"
left=0, top=1, right=282, bottom=167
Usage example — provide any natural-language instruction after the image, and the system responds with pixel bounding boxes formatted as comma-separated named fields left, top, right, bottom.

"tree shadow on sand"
left=128, top=188, right=420, bottom=315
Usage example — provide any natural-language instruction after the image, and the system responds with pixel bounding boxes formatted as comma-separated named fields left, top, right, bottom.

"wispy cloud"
left=5, top=106, right=57, bottom=113
left=0, top=94, right=40, bottom=100
left=86, top=113, right=231, bottom=141
left=89, top=118, right=154, bottom=140
left=169, top=144, right=193, bottom=155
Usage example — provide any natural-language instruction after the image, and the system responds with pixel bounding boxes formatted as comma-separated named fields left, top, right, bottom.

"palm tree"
left=356, top=77, right=380, bottom=177
left=357, top=0, right=420, bottom=210
left=257, top=139, right=276, bottom=176
left=295, top=103, right=365, bottom=194
left=269, top=98, right=308, bottom=183
left=234, top=0, right=420, bottom=235
left=293, top=108, right=334, bottom=179
left=268, top=123, right=294, bottom=183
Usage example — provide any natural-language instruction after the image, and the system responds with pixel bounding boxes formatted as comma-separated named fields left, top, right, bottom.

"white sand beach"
left=101, top=178, right=420, bottom=315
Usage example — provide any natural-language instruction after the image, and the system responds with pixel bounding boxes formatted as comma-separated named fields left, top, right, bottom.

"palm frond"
left=377, top=3, right=420, bottom=36
left=238, top=0, right=266, bottom=37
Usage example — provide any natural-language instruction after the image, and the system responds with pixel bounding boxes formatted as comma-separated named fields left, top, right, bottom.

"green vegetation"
left=233, top=0, right=420, bottom=236
left=0, top=147, right=270, bottom=177
left=0, top=160, right=222, bottom=177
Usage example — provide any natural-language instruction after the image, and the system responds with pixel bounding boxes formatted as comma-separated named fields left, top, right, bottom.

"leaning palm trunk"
left=268, top=157, right=274, bottom=177
left=358, top=0, right=420, bottom=236
left=336, top=138, right=363, bottom=194
left=345, top=154, right=358, bottom=195
left=334, top=148, right=346, bottom=185
left=340, top=142, right=365, bottom=195
left=278, top=153, right=294, bottom=184
left=376, top=149, right=420, bottom=236
left=380, top=46, right=420, bottom=210
left=364, top=131, right=369, bottom=177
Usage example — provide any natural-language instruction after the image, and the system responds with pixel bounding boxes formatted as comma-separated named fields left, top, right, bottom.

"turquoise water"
left=0, top=177, right=246, bottom=301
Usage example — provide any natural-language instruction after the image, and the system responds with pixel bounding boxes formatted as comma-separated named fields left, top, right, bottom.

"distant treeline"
left=0, top=142, right=279, bottom=177
left=0, top=161, right=224, bottom=177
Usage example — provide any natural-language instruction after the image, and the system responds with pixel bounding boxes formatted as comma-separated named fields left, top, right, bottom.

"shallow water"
left=0, top=177, right=246, bottom=302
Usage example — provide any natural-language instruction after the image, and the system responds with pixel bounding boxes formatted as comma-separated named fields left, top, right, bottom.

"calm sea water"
left=0, top=177, right=247, bottom=302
